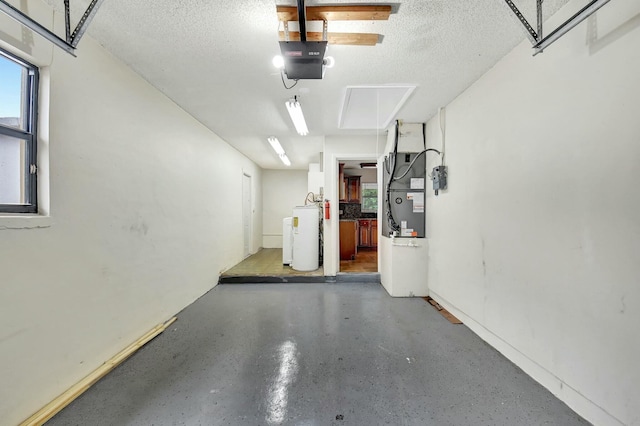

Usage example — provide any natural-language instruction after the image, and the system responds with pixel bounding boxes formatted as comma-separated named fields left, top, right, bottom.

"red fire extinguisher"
left=324, top=200, right=330, bottom=220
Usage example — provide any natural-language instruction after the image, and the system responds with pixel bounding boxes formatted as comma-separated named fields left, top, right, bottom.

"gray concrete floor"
left=47, top=283, right=589, bottom=426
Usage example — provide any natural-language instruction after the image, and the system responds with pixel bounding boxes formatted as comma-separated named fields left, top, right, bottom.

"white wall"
left=262, top=169, right=309, bottom=248
left=323, top=135, right=381, bottom=275
left=0, top=2, right=262, bottom=424
left=424, top=1, right=640, bottom=425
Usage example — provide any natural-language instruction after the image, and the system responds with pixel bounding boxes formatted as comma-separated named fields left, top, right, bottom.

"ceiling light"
left=280, top=154, right=291, bottom=166
left=267, top=136, right=291, bottom=166
left=285, top=97, right=309, bottom=136
left=267, top=136, right=285, bottom=155
left=323, top=56, right=335, bottom=68
left=360, top=163, right=377, bottom=169
left=272, top=55, right=284, bottom=69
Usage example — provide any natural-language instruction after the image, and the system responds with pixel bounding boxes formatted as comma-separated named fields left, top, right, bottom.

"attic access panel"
left=339, top=86, right=416, bottom=130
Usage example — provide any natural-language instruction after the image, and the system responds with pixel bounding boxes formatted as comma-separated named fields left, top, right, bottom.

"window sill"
left=0, top=214, right=52, bottom=230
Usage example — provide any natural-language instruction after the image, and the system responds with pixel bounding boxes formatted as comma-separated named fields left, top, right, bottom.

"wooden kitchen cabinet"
left=358, top=219, right=378, bottom=248
left=371, top=220, right=378, bottom=247
left=339, top=220, right=358, bottom=260
left=339, top=163, right=346, bottom=201
left=359, top=220, right=371, bottom=247
left=344, top=176, right=361, bottom=202
left=338, top=164, right=361, bottom=202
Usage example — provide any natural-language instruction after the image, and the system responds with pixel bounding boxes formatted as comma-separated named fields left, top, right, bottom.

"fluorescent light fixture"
left=280, top=154, right=291, bottom=166
left=268, top=136, right=285, bottom=155
left=267, top=136, right=291, bottom=166
left=285, top=97, right=309, bottom=136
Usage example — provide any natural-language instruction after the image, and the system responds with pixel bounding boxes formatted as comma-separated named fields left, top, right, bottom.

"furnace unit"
left=382, top=152, right=426, bottom=238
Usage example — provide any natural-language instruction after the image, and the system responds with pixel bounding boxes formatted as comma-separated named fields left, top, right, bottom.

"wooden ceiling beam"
left=279, top=31, right=380, bottom=46
left=277, top=5, right=392, bottom=22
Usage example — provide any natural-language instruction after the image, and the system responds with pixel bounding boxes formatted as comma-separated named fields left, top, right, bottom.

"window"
left=361, top=183, right=378, bottom=213
left=0, top=48, right=38, bottom=213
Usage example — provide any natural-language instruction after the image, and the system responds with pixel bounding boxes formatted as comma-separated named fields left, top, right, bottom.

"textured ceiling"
left=44, top=0, right=570, bottom=169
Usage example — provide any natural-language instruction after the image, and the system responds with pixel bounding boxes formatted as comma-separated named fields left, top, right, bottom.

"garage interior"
left=0, top=0, right=638, bottom=425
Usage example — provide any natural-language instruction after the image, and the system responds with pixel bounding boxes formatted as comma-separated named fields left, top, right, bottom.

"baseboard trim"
left=19, top=317, right=177, bottom=426
left=429, top=290, right=624, bottom=426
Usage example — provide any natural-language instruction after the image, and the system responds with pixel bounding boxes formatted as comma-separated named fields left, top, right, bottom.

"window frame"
left=0, top=47, right=39, bottom=214
left=361, top=182, right=378, bottom=213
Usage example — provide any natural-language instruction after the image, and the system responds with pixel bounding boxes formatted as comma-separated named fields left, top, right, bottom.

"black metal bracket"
left=0, top=0, right=105, bottom=56
left=283, top=1, right=329, bottom=43
left=503, top=0, right=612, bottom=55
left=297, top=0, right=307, bottom=42
left=504, top=0, right=540, bottom=44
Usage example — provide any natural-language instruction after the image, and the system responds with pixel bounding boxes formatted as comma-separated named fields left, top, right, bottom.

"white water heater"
left=292, top=205, right=319, bottom=271
left=282, top=217, right=293, bottom=265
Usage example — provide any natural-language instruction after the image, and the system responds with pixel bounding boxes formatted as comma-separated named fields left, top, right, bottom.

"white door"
left=242, top=173, right=252, bottom=258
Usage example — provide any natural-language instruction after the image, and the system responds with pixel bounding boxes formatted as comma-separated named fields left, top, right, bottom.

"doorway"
left=338, top=160, right=378, bottom=273
left=242, top=173, right=252, bottom=258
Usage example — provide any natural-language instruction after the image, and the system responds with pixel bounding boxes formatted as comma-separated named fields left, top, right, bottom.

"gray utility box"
left=382, top=152, right=426, bottom=238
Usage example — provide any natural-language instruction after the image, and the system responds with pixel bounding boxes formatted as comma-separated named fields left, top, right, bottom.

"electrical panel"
left=382, top=152, right=426, bottom=238
left=431, top=165, right=447, bottom=195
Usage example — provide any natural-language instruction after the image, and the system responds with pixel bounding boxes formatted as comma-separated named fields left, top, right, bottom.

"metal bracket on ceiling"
left=0, top=0, right=105, bottom=56
left=504, top=0, right=540, bottom=44
left=503, top=0, right=612, bottom=55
